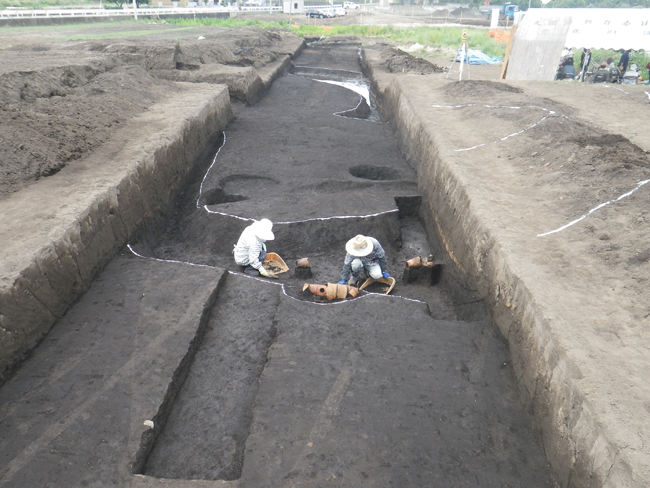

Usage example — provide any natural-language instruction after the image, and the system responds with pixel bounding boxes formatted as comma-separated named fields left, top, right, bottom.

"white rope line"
left=646, top=91, right=650, bottom=101
left=203, top=205, right=399, bottom=225
left=197, top=130, right=395, bottom=225
left=196, top=131, right=227, bottom=209
left=126, top=245, right=426, bottom=306
left=127, top=244, right=219, bottom=269
left=602, top=84, right=629, bottom=95
left=313, top=78, right=371, bottom=106
left=430, top=104, right=563, bottom=152
left=228, top=270, right=428, bottom=305
left=537, top=178, right=650, bottom=237
left=455, top=113, right=552, bottom=152
left=334, top=96, right=366, bottom=121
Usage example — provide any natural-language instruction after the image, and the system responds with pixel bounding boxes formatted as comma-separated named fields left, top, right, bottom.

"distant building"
left=283, top=0, right=304, bottom=14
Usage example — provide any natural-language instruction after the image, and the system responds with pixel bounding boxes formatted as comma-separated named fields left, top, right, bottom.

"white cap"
left=252, top=218, right=274, bottom=241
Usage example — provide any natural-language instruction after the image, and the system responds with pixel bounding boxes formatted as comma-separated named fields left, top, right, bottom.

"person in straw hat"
left=233, top=218, right=275, bottom=277
left=338, top=234, right=390, bottom=287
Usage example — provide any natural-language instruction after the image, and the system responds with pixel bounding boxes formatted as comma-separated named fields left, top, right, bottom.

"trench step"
left=239, top=295, right=553, bottom=487
left=0, top=255, right=225, bottom=487
left=144, top=273, right=282, bottom=481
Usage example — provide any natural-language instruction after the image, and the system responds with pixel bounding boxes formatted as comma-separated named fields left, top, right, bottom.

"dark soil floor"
left=139, top=40, right=554, bottom=486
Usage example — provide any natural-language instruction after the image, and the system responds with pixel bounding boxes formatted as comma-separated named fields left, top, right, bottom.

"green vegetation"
left=163, top=17, right=291, bottom=29
left=577, top=49, right=650, bottom=78
left=163, top=18, right=507, bottom=59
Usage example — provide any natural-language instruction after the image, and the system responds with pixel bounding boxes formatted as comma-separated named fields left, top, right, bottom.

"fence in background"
left=0, top=5, right=282, bottom=19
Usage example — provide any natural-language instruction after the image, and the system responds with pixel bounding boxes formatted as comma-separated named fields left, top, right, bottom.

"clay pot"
left=406, top=256, right=422, bottom=269
left=348, top=286, right=359, bottom=298
left=303, top=283, right=327, bottom=297
left=325, top=283, right=338, bottom=301
left=336, top=284, right=348, bottom=299
left=296, top=257, right=310, bottom=268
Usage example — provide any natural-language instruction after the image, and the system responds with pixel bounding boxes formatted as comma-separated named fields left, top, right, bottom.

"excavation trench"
left=134, top=43, right=554, bottom=486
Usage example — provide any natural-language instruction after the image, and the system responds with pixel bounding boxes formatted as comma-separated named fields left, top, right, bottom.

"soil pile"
left=383, top=47, right=445, bottom=74
left=0, top=66, right=178, bottom=196
left=0, top=28, right=299, bottom=200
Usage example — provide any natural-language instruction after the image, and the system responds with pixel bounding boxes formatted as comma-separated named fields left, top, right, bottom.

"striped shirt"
left=233, top=225, right=266, bottom=270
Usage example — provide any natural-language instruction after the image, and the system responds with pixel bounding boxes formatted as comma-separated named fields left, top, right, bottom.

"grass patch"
left=162, top=17, right=290, bottom=29
left=162, top=18, right=507, bottom=59
left=588, top=49, right=649, bottom=74
left=65, top=25, right=198, bottom=40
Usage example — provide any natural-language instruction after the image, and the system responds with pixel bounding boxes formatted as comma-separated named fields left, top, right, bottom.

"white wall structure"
left=506, top=8, right=650, bottom=81
left=283, top=0, right=304, bottom=14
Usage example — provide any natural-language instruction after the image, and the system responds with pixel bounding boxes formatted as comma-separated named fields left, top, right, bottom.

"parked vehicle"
left=344, top=1, right=359, bottom=8
left=499, top=2, right=518, bottom=20
left=333, top=7, right=346, bottom=16
left=479, top=2, right=518, bottom=21
left=306, top=9, right=325, bottom=18
left=477, top=4, right=500, bottom=17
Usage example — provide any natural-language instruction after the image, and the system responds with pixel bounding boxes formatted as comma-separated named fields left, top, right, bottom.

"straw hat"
left=252, top=218, right=274, bottom=241
left=346, top=235, right=373, bottom=257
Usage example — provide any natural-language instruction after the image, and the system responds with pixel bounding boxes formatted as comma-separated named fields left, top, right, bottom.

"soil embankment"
left=0, top=27, right=303, bottom=385
left=363, top=46, right=650, bottom=487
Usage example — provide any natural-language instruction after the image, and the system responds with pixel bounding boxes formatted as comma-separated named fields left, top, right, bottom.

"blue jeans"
left=349, top=258, right=382, bottom=284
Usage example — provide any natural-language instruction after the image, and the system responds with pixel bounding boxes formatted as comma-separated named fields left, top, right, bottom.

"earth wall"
left=0, top=84, right=233, bottom=385
left=363, top=51, right=647, bottom=487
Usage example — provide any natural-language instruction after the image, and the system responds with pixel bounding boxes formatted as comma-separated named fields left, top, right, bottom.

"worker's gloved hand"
left=382, top=272, right=391, bottom=279
left=258, top=267, right=270, bottom=277
left=337, top=280, right=347, bottom=285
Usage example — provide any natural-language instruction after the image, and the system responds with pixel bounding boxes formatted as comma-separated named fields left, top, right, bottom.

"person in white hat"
left=233, top=218, right=275, bottom=277
left=338, top=234, right=389, bottom=286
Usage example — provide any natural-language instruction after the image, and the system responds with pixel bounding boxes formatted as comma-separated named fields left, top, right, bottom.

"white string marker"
left=538, top=178, right=650, bottom=237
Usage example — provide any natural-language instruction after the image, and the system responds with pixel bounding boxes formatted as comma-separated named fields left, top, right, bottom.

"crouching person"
left=233, top=218, right=275, bottom=277
left=339, top=234, right=390, bottom=287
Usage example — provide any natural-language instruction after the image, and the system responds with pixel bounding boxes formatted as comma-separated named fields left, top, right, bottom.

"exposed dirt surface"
left=0, top=25, right=297, bottom=199
left=0, top=23, right=555, bottom=487
left=1, top=65, right=179, bottom=192
left=2, top=12, right=650, bottom=488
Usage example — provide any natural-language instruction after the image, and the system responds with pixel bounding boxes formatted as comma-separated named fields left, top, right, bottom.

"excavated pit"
left=135, top=42, right=554, bottom=486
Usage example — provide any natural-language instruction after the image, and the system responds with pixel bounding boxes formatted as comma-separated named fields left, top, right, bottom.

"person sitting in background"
left=646, top=62, right=650, bottom=84
left=606, top=57, right=616, bottom=71
left=591, top=61, right=610, bottom=83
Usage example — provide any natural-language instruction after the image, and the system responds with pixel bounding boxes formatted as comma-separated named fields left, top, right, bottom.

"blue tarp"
left=456, top=49, right=502, bottom=65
